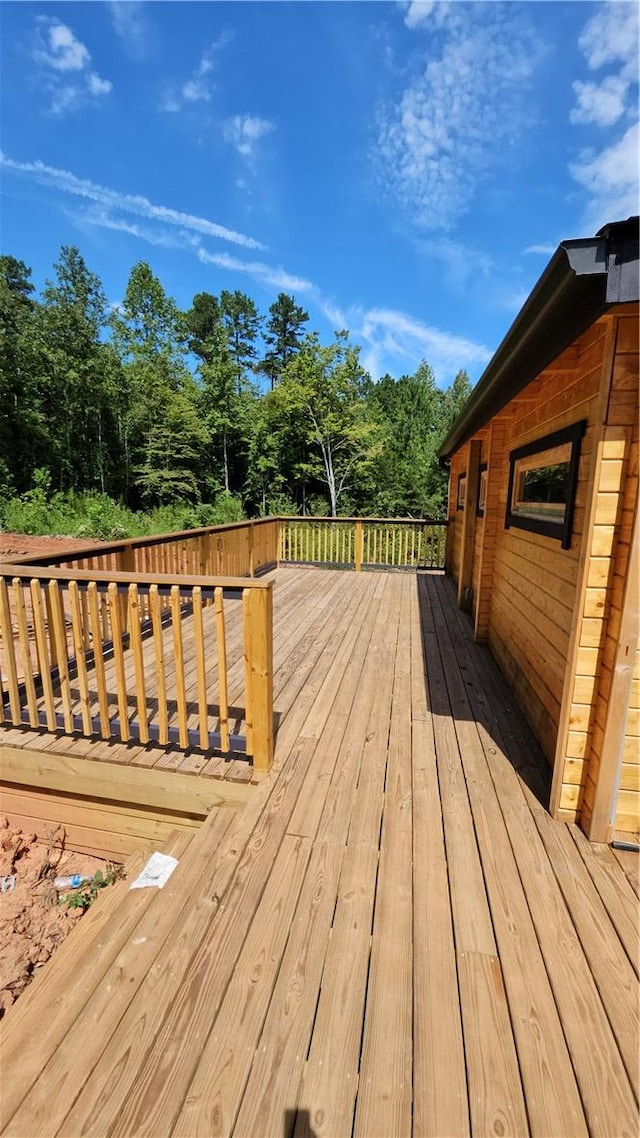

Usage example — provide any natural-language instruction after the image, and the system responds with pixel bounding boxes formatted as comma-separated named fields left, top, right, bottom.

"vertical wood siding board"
left=550, top=315, right=618, bottom=819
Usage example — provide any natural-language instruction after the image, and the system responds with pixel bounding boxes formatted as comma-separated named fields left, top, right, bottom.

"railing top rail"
left=280, top=515, right=448, bottom=525
left=1, top=516, right=278, bottom=567
left=0, top=563, right=273, bottom=591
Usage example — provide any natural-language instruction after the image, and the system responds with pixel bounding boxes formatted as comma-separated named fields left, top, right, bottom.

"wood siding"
left=487, top=322, right=607, bottom=763
left=558, top=313, right=639, bottom=833
left=446, top=307, right=639, bottom=837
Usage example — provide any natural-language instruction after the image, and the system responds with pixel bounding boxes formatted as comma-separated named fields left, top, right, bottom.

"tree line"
left=0, top=246, right=472, bottom=532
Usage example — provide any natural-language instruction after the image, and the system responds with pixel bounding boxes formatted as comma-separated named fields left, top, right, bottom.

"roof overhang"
left=438, top=216, right=639, bottom=462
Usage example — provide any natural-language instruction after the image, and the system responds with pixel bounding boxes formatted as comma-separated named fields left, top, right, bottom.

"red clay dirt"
left=0, top=534, right=117, bottom=1016
left=0, top=817, right=113, bottom=1017
left=0, top=533, right=107, bottom=561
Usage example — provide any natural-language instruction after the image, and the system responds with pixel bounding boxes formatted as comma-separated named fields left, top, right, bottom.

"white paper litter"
left=129, top=851, right=179, bottom=890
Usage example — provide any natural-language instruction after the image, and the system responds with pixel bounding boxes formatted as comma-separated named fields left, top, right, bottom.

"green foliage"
left=1, top=241, right=477, bottom=527
left=62, top=864, right=125, bottom=912
left=259, top=292, right=309, bottom=389
left=1, top=484, right=244, bottom=541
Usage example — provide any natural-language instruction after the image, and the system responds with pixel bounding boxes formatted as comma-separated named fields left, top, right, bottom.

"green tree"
left=135, top=382, right=207, bottom=504
left=220, top=290, right=261, bottom=392
left=111, top=262, right=194, bottom=505
left=38, top=247, right=114, bottom=492
left=185, top=291, right=221, bottom=363
left=0, top=256, right=43, bottom=493
left=368, top=361, right=446, bottom=516
left=271, top=333, right=380, bottom=516
left=260, top=293, right=309, bottom=389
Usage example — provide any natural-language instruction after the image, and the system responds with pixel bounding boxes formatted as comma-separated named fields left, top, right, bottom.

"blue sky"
left=1, top=1, right=638, bottom=385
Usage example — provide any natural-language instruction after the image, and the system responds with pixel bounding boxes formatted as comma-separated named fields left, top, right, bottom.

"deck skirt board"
left=0, top=566, right=636, bottom=1138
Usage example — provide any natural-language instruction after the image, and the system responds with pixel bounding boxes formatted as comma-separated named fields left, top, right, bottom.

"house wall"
left=486, top=323, right=607, bottom=764
left=555, top=311, right=639, bottom=833
left=445, top=306, right=639, bottom=836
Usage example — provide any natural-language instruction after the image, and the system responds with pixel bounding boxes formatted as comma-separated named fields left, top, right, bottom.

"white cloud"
left=0, top=153, right=266, bottom=250
left=198, top=248, right=312, bottom=292
left=420, top=237, right=493, bottom=291
left=571, top=76, right=629, bottom=127
left=523, top=243, right=557, bottom=256
left=577, top=2, right=639, bottom=78
left=109, top=2, right=149, bottom=58
left=357, top=306, right=490, bottom=382
left=72, top=203, right=312, bottom=292
left=570, top=121, right=640, bottom=231
left=32, top=18, right=112, bottom=113
left=569, top=4, right=639, bottom=229
left=378, top=6, right=544, bottom=230
left=87, top=73, right=113, bottom=98
left=224, top=115, right=275, bottom=161
left=163, top=37, right=231, bottom=113
left=34, top=19, right=90, bottom=71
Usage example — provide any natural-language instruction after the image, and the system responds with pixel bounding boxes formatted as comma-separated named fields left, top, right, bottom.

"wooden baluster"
left=108, top=582, right=129, bottom=741
left=12, top=580, right=37, bottom=728
left=47, top=581, right=72, bottom=734
left=128, top=584, right=149, bottom=745
left=0, top=579, right=21, bottom=724
left=44, top=586, right=58, bottom=669
left=171, top=585, right=188, bottom=749
left=243, top=585, right=273, bottom=772
left=87, top=583, right=110, bottom=739
left=80, top=587, right=91, bottom=649
left=193, top=586, right=208, bottom=750
left=31, top=580, right=56, bottom=731
left=215, top=586, right=230, bottom=753
left=68, top=581, right=92, bottom=736
left=149, top=584, right=168, bottom=746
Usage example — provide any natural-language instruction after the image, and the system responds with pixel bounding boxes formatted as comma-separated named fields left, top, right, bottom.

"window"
left=477, top=464, right=488, bottom=516
left=457, top=472, right=467, bottom=510
left=505, top=420, right=586, bottom=548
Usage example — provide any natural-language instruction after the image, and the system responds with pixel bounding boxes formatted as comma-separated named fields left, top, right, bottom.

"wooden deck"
left=1, top=567, right=638, bottom=1137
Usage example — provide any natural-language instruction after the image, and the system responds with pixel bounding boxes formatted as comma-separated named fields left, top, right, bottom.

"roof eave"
left=438, top=233, right=620, bottom=463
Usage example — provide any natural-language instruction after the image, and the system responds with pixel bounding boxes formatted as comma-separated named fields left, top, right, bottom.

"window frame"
left=477, top=463, right=488, bottom=517
left=457, top=471, right=467, bottom=511
left=505, top=420, right=586, bottom=549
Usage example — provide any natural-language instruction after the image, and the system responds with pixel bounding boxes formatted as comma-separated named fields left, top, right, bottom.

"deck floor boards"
left=1, top=566, right=638, bottom=1138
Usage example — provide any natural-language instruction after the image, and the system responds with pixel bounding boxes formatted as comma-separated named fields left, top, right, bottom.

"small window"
left=477, top=465, right=488, bottom=517
left=457, top=472, right=467, bottom=510
left=505, top=420, right=586, bottom=548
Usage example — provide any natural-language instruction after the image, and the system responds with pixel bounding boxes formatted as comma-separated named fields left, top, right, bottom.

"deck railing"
left=0, top=564, right=274, bottom=771
left=6, top=517, right=280, bottom=581
left=278, top=517, right=447, bottom=571
left=0, top=514, right=446, bottom=770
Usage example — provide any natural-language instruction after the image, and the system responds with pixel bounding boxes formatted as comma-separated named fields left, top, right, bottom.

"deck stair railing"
left=278, top=517, right=447, bottom=571
left=0, top=563, right=274, bottom=771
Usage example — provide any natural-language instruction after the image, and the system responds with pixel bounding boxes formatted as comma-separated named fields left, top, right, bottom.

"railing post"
left=243, top=584, right=274, bottom=773
left=248, top=520, right=255, bottom=577
left=355, top=520, right=363, bottom=572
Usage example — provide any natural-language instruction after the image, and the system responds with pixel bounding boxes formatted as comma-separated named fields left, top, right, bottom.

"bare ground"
left=0, top=818, right=115, bottom=1017
left=0, top=533, right=107, bottom=560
